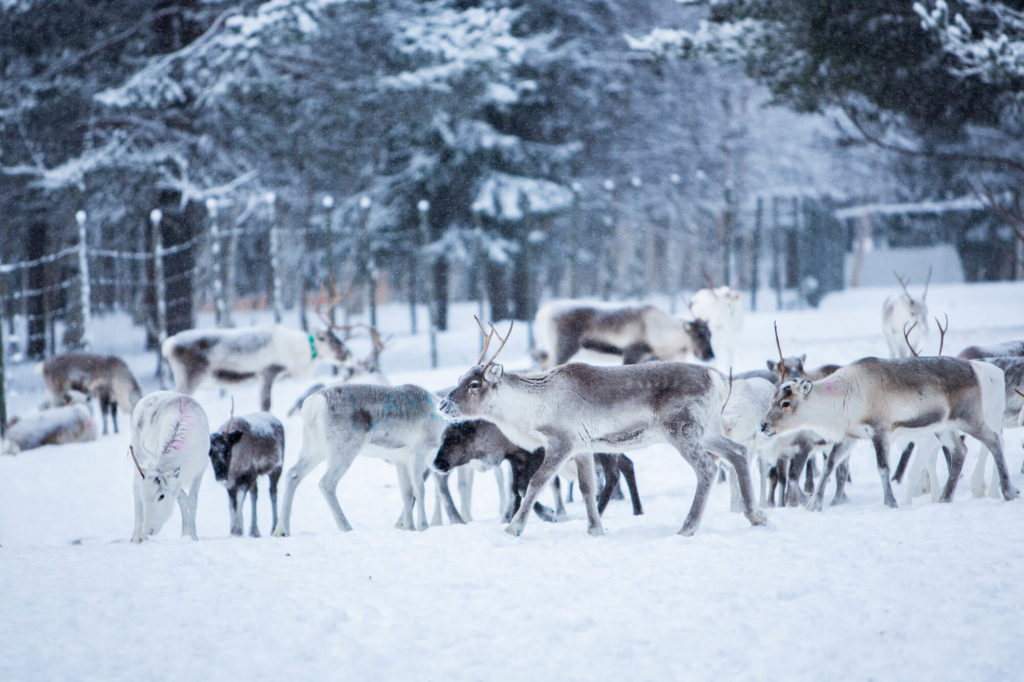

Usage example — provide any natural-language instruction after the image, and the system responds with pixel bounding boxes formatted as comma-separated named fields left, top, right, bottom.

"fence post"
left=206, top=198, right=229, bottom=327
left=265, top=192, right=282, bottom=324
left=358, top=195, right=376, bottom=331
left=150, top=209, right=169, bottom=383
left=321, top=194, right=337, bottom=325
left=75, top=210, right=92, bottom=349
left=417, top=199, right=438, bottom=369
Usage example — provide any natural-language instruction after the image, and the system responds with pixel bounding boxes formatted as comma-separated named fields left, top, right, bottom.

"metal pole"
left=322, top=194, right=336, bottom=326
left=75, top=210, right=92, bottom=349
left=151, top=209, right=169, bottom=382
left=266, top=192, right=282, bottom=323
left=417, top=199, right=438, bottom=369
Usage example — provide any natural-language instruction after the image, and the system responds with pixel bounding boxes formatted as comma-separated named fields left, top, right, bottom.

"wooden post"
left=75, top=210, right=92, bottom=349
left=772, top=196, right=782, bottom=310
left=266, top=192, right=282, bottom=323
left=358, top=196, right=376, bottom=330
left=151, top=209, right=169, bottom=383
left=206, top=198, right=228, bottom=327
left=569, top=182, right=582, bottom=299
left=751, top=196, right=762, bottom=312
left=321, top=194, right=337, bottom=326
left=417, top=199, right=438, bottom=369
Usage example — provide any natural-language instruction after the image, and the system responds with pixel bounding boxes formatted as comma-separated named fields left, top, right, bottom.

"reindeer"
left=272, top=383, right=448, bottom=536
left=2, top=403, right=96, bottom=454
left=40, top=352, right=142, bottom=435
left=533, top=300, right=714, bottom=369
left=689, top=285, right=744, bottom=371
left=882, top=269, right=931, bottom=358
left=440, top=319, right=766, bottom=537
left=162, top=290, right=354, bottom=411
left=129, top=391, right=211, bottom=543
left=759, top=354, right=1019, bottom=511
left=286, top=329, right=390, bottom=417
left=208, top=410, right=285, bottom=537
left=957, top=340, right=1024, bottom=360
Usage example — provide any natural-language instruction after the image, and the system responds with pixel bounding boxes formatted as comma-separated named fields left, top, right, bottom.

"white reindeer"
left=533, top=300, right=714, bottom=369
left=689, top=285, right=744, bottom=372
left=440, top=322, right=766, bottom=537
left=272, top=383, right=448, bottom=535
left=759, top=355, right=1019, bottom=510
left=882, top=270, right=930, bottom=358
left=129, top=391, right=211, bottom=543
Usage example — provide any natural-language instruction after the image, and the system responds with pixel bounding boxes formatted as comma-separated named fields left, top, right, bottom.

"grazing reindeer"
left=759, top=355, right=1018, bottom=510
left=129, top=391, right=211, bottom=543
left=689, top=285, right=744, bottom=371
left=40, top=352, right=142, bottom=434
left=208, top=411, right=285, bottom=537
left=882, top=269, right=931, bottom=358
left=163, top=289, right=354, bottom=411
left=533, top=300, right=714, bottom=369
left=440, top=320, right=766, bottom=537
left=957, top=340, right=1024, bottom=360
left=2, top=404, right=96, bottom=454
left=272, top=383, right=447, bottom=536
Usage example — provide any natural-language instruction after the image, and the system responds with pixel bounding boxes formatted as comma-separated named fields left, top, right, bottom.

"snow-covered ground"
left=2, top=282, right=1024, bottom=681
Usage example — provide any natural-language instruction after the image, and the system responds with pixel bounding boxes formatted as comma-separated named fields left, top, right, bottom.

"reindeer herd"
left=4, top=274, right=1023, bottom=543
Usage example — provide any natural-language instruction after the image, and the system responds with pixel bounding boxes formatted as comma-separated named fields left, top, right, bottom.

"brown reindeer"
left=40, top=352, right=142, bottom=435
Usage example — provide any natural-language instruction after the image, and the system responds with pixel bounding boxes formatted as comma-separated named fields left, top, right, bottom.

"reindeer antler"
left=128, top=445, right=145, bottom=479
left=893, top=271, right=912, bottom=298
left=922, top=266, right=932, bottom=301
left=774, top=321, right=786, bottom=381
left=314, top=278, right=352, bottom=330
left=1015, top=388, right=1024, bottom=399
left=935, top=314, right=948, bottom=356
left=474, top=315, right=514, bottom=368
left=223, top=396, right=235, bottom=434
left=903, top=321, right=921, bottom=357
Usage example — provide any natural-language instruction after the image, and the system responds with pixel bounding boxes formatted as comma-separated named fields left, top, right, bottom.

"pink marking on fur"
left=167, top=398, right=194, bottom=452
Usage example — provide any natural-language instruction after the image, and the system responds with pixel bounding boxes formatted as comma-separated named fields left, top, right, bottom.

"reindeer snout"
left=433, top=456, right=450, bottom=473
left=438, top=399, right=459, bottom=418
left=759, top=421, right=774, bottom=436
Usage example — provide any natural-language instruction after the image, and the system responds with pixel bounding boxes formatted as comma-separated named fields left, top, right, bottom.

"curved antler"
left=893, top=271, right=912, bottom=298
left=774, top=321, right=786, bottom=381
left=314, top=278, right=352, bottom=330
left=903, top=321, right=921, bottom=357
left=474, top=315, right=514, bottom=368
left=128, top=445, right=145, bottom=479
left=935, top=314, right=948, bottom=356
left=224, top=395, right=236, bottom=434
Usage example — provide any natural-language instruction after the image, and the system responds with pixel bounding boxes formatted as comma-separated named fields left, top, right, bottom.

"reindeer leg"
left=869, top=432, right=898, bottom=508
left=131, top=479, right=146, bottom=543
left=507, top=440, right=571, bottom=537
left=273, top=452, right=322, bottom=536
left=178, top=472, right=203, bottom=540
left=268, top=467, right=281, bottom=534
left=228, top=486, right=244, bottom=536
left=493, top=462, right=508, bottom=520
left=891, top=442, right=915, bottom=483
left=776, top=458, right=789, bottom=509
left=457, top=467, right=474, bottom=522
left=248, top=482, right=260, bottom=537
left=551, top=476, right=569, bottom=521
left=935, top=431, right=965, bottom=503
left=809, top=439, right=851, bottom=512
left=706, top=434, right=766, bottom=529
left=831, top=459, right=851, bottom=506
left=965, top=425, right=1020, bottom=501
left=575, top=453, right=605, bottom=536
left=595, top=454, right=619, bottom=515
left=317, top=450, right=360, bottom=532
left=617, top=455, right=644, bottom=515
left=787, top=447, right=810, bottom=507
left=757, top=455, right=771, bottom=508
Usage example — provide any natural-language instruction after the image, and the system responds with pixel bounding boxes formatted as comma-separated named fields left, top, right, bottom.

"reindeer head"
left=685, top=318, right=715, bottom=361
left=208, top=430, right=243, bottom=482
left=433, top=420, right=488, bottom=472
left=131, top=446, right=185, bottom=537
left=439, top=318, right=513, bottom=420
left=894, top=269, right=931, bottom=330
left=767, top=354, right=807, bottom=381
left=312, top=282, right=355, bottom=367
left=759, top=379, right=814, bottom=437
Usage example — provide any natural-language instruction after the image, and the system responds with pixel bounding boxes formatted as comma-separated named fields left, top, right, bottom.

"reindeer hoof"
left=748, top=510, right=768, bottom=526
left=505, top=524, right=523, bottom=537
left=587, top=525, right=605, bottom=537
left=806, top=498, right=823, bottom=512
left=1004, top=486, right=1021, bottom=500
left=677, top=525, right=697, bottom=537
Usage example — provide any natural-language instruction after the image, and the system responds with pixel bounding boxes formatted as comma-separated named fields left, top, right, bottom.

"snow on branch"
left=915, top=1, right=1024, bottom=83
left=624, top=19, right=763, bottom=61
left=472, top=173, right=574, bottom=220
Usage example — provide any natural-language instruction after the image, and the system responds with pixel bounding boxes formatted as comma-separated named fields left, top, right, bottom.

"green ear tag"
left=308, top=333, right=318, bottom=360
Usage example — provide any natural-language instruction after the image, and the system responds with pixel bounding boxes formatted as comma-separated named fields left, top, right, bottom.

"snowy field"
left=2, top=282, right=1024, bottom=681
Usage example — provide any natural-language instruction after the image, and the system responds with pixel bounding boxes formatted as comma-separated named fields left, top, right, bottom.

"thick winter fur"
left=2, top=404, right=96, bottom=454
left=130, top=391, right=210, bottom=543
left=689, top=286, right=744, bottom=371
left=162, top=325, right=352, bottom=411
left=957, top=339, right=1024, bottom=360
left=40, top=352, right=142, bottom=435
left=534, top=301, right=714, bottom=369
left=719, top=377, right=775, bottom=511
left=208, top=412, right=284, bottom=537
left=440, top=361, right=766, bottom=537
left=433, top=419, right=643, bottom=521
left=760, top=356, right=1019, bottom=510
left=272, top=383, right=447, bottom=535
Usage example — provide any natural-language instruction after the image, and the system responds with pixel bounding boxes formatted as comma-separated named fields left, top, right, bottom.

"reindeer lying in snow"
left=129, top=391, right=210, bottom=543
left=759, top=355, right=1019, bottom=510
left=440, top=321, right=765, bottom=537
left=273, top=383, right=448, bottom=535
left=2, top=403, right=96, bottom=454
left=40, top=352, right=142, bottom=434
left=882, top=269, right=931, bottom=358
left=208, top=411, right=284, bottom=537
left=533, top=300, right=714, bottom=369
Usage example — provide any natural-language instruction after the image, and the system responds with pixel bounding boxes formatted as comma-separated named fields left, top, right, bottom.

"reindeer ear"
left=798, top=379, right=813, bottom=397
left=168, top=467, right=181, bottom=481
left=483, top=363, right=503, bottom=384
left=766, top=360, right=778, bottom=372
left=228, top=430, right=244, bottom=446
